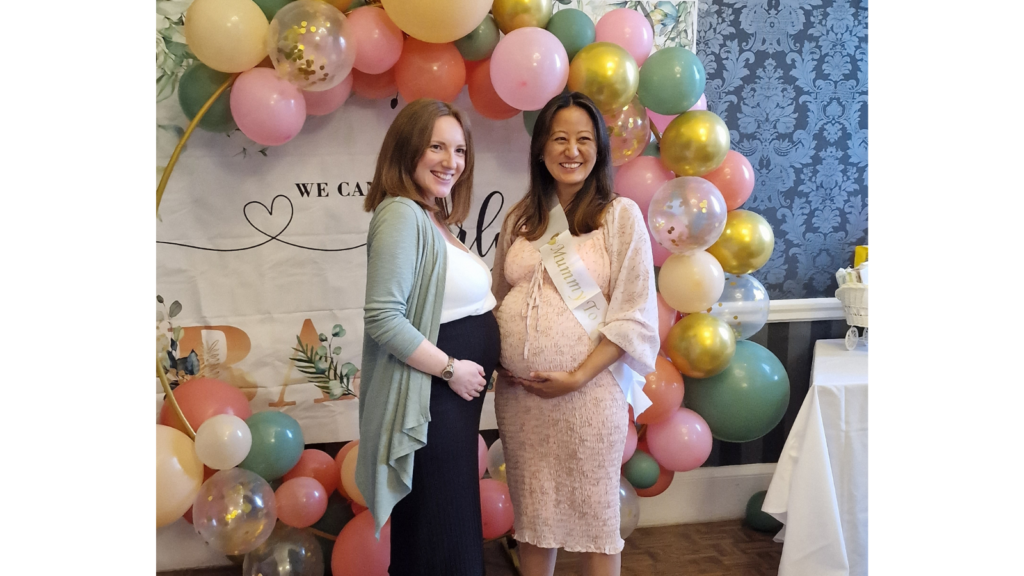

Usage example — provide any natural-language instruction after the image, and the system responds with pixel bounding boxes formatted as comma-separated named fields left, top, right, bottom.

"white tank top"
left=440, top=241, right=497, bottom=324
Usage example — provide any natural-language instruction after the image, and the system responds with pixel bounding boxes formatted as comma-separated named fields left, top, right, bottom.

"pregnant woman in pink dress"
left=491, top=92, right=660, bottom=576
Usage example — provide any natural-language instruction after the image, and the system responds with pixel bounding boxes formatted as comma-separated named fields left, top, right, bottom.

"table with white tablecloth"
left=763, top=338, right=868, bottom=576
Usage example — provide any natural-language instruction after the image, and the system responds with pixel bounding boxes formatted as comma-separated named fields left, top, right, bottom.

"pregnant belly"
left=495, top=285, right=596, bottom=378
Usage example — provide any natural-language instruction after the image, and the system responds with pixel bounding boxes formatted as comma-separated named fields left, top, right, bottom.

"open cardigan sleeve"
left=490, top=210, right=518, bottom=311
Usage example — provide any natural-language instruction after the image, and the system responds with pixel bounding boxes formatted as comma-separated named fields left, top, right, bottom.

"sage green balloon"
left=641, top=133, right=660, bottom=157
left=178, top=62, right=237, bottom=133
left=745, top=490, right=784, bottom=532
left=523, top=108, right=541, bottom=137
left=546, top=8, right=595, bottom=61
left=455, top=14, right=500, bottom=61
left=622, top=450, right=660, bottom=490
left=638, top=46, right=706, bottom=115
left=252, top=0, right=292, bottom=21
left=239, top=411, right=305, bottom=481
left=683, top=340, right=790, bottom=443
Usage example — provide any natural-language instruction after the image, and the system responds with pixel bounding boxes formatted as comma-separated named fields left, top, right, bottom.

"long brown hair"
left=364, top=99, right=475, bottom=224
left=508, top=92, right=616, bottom=241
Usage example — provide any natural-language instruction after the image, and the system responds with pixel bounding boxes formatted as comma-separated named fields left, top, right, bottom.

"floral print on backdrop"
left=554, top=1, right=698, bottom=52
left=697, top=0, right=867, bottom=298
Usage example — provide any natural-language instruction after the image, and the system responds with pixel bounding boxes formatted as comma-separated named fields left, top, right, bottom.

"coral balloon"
left=490, top=28, right=570, bottom=111
left=637, top=46, right=705, bottom=115
left=193, top=468, right=278, bottom=555
left=568, top=42, right=639, bottom=114
left=333, top=440, right=358, bottom=499
left=156, top=425, right=204, bottom=527
left=622, top=418, right=638, bottom=465
left=347, top=6, right=404, bottom=74
left=480, top=479, right=515, bottom=539
left=709, top=273, right=770, bottom=340
left=658, top=251, right=725, bottom=313
left=478, top=434, right=488, bottom=478
left=645, top=407, right=713, bottom=472
left=635, top=464, right=673, bottom=498
left=230, top=68, right=307, bottom=146
left=636, top=356, right=685, bottom=425
left=351, top=68, right=397, bottom=100
left=664, top=313, right=736, bottom=379
left=660, top=110, right=730, bottom=176
left=684, top=341, right=791, bottom=443
left=239, top=410, right=305, bottom=481
left=331, top=511, right=391, bottom=576
left=185, top=0, right=269, bottom=73
left=618, top=477, right=641, bottom=539
left=393, top=39, right=466, bottom=103
left=159, top=377, right=252, bottom=437
left=705, top=210, right=775, bottom=275
left=283, top=449, right=340, bottom=494
left=595, top=8, right=654, bottom=66
left=381, top=0, right=493, bottom=44
left=702, top=150, right=756, bottom=211
left=276, top=477, right=329, bottom=528
left=194, top=414, right=252, bottom=470
left=491, top=0, right=552, bottom=34
left=604, top=96, right=650, bottom=166
left=648, top=176, right=728, bottom=254
left=340, top=445, right=365, bottom=506
left=302, top=72, right=353, bottom=116
left=469, top=59, right=520, bottom=120
left=242, top=523, right=325, bottom=576
left=266, top=0, right=356, bottom=91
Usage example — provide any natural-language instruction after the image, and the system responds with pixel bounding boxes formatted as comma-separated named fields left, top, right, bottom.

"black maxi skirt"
left=389, top=311, right=501, bottom=576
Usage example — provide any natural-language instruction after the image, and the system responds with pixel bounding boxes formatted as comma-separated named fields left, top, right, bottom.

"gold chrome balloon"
left=706, top=210, right=775, bottom=274
left=664, top=313, right=736, bottom=378
left=567, top=42, right=639, bottom=114
left=492, top=0, right=552, bottom=34
left=660, top=110, right=731, bottom=176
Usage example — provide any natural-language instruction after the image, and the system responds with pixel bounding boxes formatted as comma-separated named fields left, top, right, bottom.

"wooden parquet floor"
left=159, top=520, right=781, bottom=576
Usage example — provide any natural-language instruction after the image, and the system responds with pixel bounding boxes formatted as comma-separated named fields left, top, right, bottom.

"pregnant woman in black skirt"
left=356, top=98, right=501, bottom=576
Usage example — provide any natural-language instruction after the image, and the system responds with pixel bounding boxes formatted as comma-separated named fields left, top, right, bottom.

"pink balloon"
left=230, top=68, right=306, bottom=146
left=622, top=418, right=638, bottom=465
left=595, top=8, right=654, bottom=66
left=614, top=156, right=675, bottom=220
left=646, top=95, right=706, bottom=134
left=651, top=231, right=672, bottom=266
left=477, top=434, right=487, bottom=479
left=702, top=149, right=756, bottom=211
left=645, top=408, right=713, bottom=472
left=480, top=479, right=515, bottom=539
left=303, top=72, right=353, bottom=116
left=656, top=294, right=679, bottom=344
left=275, top=477, right=329, bottom=528
left=332, top=511, right=390, bottom=576
left=490, top=27, right=569, bottom=111
left=347, top=6, right=404, bottom=74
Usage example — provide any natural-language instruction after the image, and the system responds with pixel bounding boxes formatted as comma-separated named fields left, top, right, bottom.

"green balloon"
left=178, top=62, right=237, bottom=133
left=523, top=109, right=541, bottom=137
left=252, top=0, right=292, bottom=21
left=622, top=450, right=660, bottom=490
left=638, top=46, right=706, bottom=115
left=745, top=491, right=783, bottom=532
left=683, top=341, right=790, bottom=443
left=239, top=411, right=305, bottom=481
left=641, top=133, right=660, bottom=157
left=455, top=14, right=500, bottom=62
left=312, top=492, right=356, bottom=536
left=546, top=8, right=595, bottom=61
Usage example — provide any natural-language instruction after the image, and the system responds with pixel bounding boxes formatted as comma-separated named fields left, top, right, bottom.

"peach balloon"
left=332, top=511, right=391, bottom=576
left=352, top=68, right=398, bottom=100
left=702, top=150, right=756, bottom=211
left=658, top=251, right=725, bottom=313
left=159, top=377, right=252, bottom=437
left=302, top=73, right=353, bottom=116
left=348, top=6, right=405, bottom=74
left=276, top=477, right=329, bottom=528
left=334, top=440, right=358, bottom=500
left=394, top=39, right=466, bottom=103
left=284, top=449, right=340, bottom=494
left=468, top=59, right=520, bottom=120
left=636, top=356, right=685, bottom=425
left=340, top=445, right=366, bottom=506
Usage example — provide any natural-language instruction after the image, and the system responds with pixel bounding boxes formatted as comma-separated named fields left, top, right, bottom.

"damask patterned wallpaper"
left=696, top=0, right=868, bottom=299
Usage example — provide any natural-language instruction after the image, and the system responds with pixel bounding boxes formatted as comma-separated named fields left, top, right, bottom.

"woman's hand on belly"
left=518, top=370, right=584, bottom=399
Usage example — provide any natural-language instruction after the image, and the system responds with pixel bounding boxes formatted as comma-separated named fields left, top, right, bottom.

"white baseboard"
left=638, top=463, right=777, bottom=527
left=157, top=519, right=234, bottom=571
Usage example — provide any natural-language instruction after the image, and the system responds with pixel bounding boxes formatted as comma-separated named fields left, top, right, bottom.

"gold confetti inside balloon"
left=492, top=0, right=552, bottom=34
left=706, top=210, right=775, bottom=275
left=664, top=313, right=736, bottom=379
left=185, top=0, right=270, bottom=73
left=659, top=110, right=731, bottom=176
left=568, top=42, right=639, bottom=115
left=604, top=95, right=651, bottom=167
left=267, top=0, right=356, bottom=92
left=193, top=468, right=278, bottom=555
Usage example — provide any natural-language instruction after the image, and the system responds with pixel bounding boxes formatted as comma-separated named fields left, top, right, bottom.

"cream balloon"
left=194, top=414, right=253, bottom=470
left=156, top=425, right=204, bottom=527
left=658, top=251, right=725, bottom=313
left=381, top=0, right=493, bottom=44
left=184, top=0, right=269, bottom=73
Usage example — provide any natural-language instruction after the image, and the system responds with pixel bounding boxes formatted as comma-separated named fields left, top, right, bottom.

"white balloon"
left=487, top=439, right=507, bottom=483
left=195, top=414, right=253, bottom=470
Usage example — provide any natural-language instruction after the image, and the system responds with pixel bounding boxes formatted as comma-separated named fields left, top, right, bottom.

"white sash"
left=531, top=204, right=652, bottom=417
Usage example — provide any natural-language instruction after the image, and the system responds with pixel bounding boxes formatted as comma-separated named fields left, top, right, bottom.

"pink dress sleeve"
left=598, top=198, right=660, bottom=376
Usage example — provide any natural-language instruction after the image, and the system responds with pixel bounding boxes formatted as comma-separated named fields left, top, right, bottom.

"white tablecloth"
left=763, top=339, right=868, bottom=576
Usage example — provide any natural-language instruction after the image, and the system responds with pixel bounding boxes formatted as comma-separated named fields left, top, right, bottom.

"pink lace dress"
left=491, top=198, right=659, bottom=554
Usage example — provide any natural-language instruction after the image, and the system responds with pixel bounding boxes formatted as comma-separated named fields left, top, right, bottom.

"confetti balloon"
left=486, top=439, right=507, bottom=483
left=618, top=476, right=640, bottom=539
left=242, top=523, right=325, bottom=576
left=709, top=274, right=770, bottom=340
left=648, top=176, right=728, bottom=255
left=267, top=0, right=357, bottom=91
left=193, top=468, right=278, bottom=555
left=604, top=96, right=650, bottom=167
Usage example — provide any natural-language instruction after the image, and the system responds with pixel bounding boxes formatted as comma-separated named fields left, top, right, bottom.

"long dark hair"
left=363, top=99, right=475, bottom=224
left=507, top=92, right=616, bottom=241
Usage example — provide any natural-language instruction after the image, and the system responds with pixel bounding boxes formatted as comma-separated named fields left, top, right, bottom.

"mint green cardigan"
left=355, top=196, right=447, bottom=537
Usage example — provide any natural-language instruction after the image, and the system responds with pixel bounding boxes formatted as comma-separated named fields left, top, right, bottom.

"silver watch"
left=441, top=356, right=456, bottom=381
